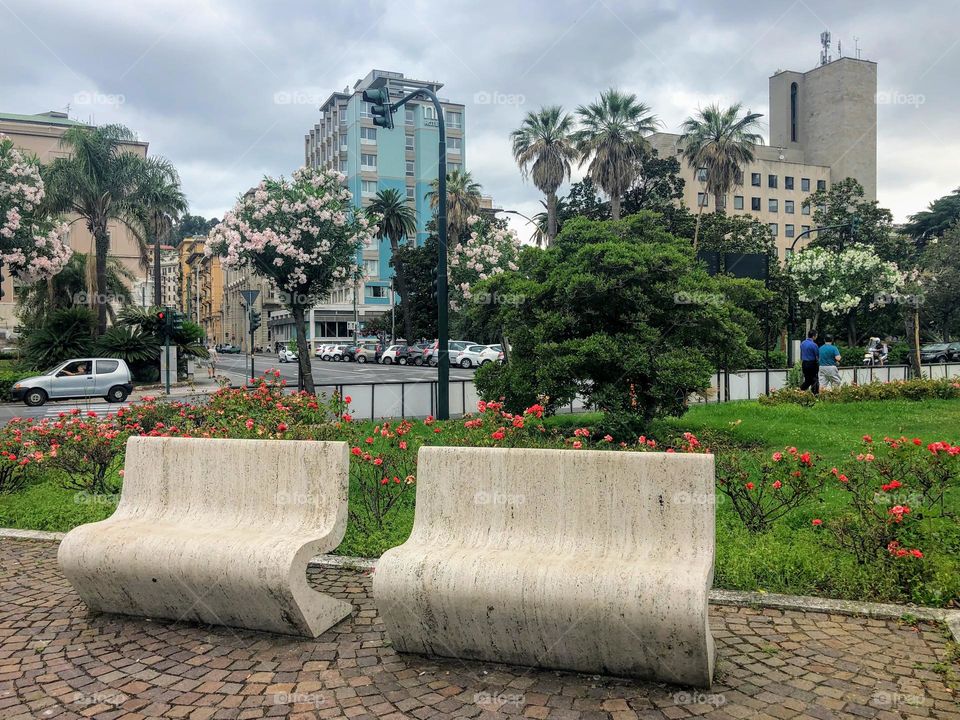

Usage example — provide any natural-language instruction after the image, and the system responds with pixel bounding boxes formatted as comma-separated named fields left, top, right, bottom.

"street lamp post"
left=363, top=80, right=449, bottom=418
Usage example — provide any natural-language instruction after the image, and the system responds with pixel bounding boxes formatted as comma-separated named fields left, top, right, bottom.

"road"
left=0, top=354, right=479, bottom=425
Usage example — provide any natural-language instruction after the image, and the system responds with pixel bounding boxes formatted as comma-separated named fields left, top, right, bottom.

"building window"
left=801, top=177, right=810, bottom=192
left=363, top=259, right=378, bottom=277
left=785, top=176, right=794, bottom=190
left=360, top=102, right=372, bottom=119
left=733, top=195, right=744, bottom=210
left=405, top=108, right=414, bottom=125
left=405, top=134, right=415, bottom=151
left=751, top=172, right=761, bottom=187
left=360, top=127, right=377, bottom=144
left=360, top=153, right=377, bottom=170
left=365, top=285, right=387, bottom=299
left=697, top=192, right=708, bottom=208
left=784, top=200, right=795, bottom=214
left=751, top=197, right=761, bottom=211
left=448, top=136, right=462, bottom=153
left=448, top=162, right=462, bottom=173
left=802, top=203, right=811, bottom=215
left=405, top=160, right=415, bottom=177
left=406, top=186, right=415, bottom=201
left=768, top=174, right=778, bottom=188
left=817, top=179, right=826, bottom=191
left=769, top=223, right=778, bottom=236
left=696, top=167, right=708, bottom=182
left=361, top=180, right=377, bottom=196
left=785, top=224, right=795, bottom=238
left=423, top=105, right=436, bottom=120
left=801, top=225, right=811, bottom=235
left=790, top=82, right=798, bottom=143
left=446, top=110, right=462, bottom=129
left=768, top=198, right=778, bottom=212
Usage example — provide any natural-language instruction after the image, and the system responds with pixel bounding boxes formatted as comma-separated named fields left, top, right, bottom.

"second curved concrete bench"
left=374, top=446, right=716, bottom=688
left=58, top=436, right=351, bottom=637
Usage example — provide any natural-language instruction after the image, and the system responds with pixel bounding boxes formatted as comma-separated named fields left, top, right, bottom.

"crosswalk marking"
left=37, top=402, right=130, bottom=419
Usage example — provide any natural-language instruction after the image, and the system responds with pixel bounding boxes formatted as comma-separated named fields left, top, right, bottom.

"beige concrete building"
left=179, top=237, right=225, bottom=344
left=0, top=111, right=149, bottom=335
left=153, top=246, right=178, bottom=309
left=649, top=56, right=877, bottom=259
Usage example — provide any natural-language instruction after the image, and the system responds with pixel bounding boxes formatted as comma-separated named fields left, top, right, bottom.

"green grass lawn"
left=1, top=397, right=957, bottom=606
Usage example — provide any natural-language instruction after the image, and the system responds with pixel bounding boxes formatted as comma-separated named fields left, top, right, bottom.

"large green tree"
left=390, top=236, right=439, bottom=341
left=471, top=212, right=764, bottom=430
left=574, top=89, right=659, bottom=221
left=904, top=187, right=960, bottom=245
left=42, top=124, right=154, bottom=334
left=679, top=103, right=764, bottom=250
left=511, top=106, right=577, bottom=245
left=426, top=169, right=482, bottom=245
left=921, top=224, right=960, bottom=339
left=367, top=188, right=417, bottom=342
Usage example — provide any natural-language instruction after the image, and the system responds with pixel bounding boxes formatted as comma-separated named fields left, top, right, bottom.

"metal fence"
left=703, top=362, right=960, bottom=403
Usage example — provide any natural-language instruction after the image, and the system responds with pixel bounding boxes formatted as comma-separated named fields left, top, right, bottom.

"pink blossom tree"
left=207, top=168, right=379, bottom=393
left=0, top=136, right=72, bottom=284
left=448, top=214, right=521, bottom=310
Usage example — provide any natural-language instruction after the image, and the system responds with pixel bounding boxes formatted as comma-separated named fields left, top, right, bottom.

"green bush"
left=20, top=306, right=96, bottom=368
left=761, top=377, right=960, bottom=406
left=0, top=368, right=29, bottom=402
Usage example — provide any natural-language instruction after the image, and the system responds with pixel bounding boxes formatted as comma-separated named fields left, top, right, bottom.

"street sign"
left=240, top=289, right=260, bottom=306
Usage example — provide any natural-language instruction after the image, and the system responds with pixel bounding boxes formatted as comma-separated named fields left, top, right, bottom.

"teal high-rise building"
left=292, top=70, right=465, bottom=346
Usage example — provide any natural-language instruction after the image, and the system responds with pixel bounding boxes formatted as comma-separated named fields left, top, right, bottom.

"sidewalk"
left=128, top=374, right=222, bottom=401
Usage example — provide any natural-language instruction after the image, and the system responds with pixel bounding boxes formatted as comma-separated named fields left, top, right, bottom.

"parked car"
left=349, top=342, right=380, bottom=364
left=405, top=342, right=431, bottom=366
left=380, top=345, right=410, bottom=365
left=424, top=340, right=476, bottom=366
left=11, top=358, right=134, bottom=407
left=919, top=342, right=960, bottom=363
left=320, top=345, right=348, bottom=361
left=218, top=344, right=242, bottom=354
left=453, top=344, right=501, bottom=368
left=278, top=347, right=298, bottom=363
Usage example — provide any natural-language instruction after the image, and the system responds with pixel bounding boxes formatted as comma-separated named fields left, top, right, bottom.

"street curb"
left=4, top=528, right=958, bottom=641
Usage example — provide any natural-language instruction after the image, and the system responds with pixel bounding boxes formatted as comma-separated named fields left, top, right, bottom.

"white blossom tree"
left=789, top=243, right=902, bottom=344
left=448, top=215, right=521, bottom=310
left=0, top=136, right=72, bottom=283
left=207, top=168, right=379, bottom=392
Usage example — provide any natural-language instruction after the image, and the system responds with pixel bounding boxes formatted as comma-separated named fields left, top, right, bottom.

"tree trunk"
left=847, top=310, right=857, bottom=348
left=910, top=307, right=922, bottom=378
left=714, top=191, right=724, bottom=214
left=547, top=191, right=558, bottom=246
left=94, top=225, right=110, bottom=335
left=291, top=304, right=314, bottom=394
left=390, top=239, right=414, bottom=344
left=692, top=196, right=706, bottom=253
left=610, top=193, right=621, bottom=222
left=153, top=226, right=162, bottom=308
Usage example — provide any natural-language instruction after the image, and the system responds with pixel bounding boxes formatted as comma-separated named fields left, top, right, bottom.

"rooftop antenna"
left=819, top=30, right=831, bottom=66
left=853, top=36, right=861, bottom=59
left=837, top=40, right=842, bottom=57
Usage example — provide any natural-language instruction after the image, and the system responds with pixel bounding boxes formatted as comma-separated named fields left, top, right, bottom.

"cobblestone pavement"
left=1, top=539, right=957, bottom=720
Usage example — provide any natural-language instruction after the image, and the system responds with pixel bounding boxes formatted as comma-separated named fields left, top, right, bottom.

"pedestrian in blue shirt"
left=818, top=335, right=842, bottom=389
left=799, top=329, right=819, bottom=395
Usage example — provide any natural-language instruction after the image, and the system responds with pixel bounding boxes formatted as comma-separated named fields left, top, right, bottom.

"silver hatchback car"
left=11, top=358, right=134, bottom=406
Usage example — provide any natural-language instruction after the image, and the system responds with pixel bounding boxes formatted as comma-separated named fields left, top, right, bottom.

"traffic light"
left=248, top=307, right=262, bottom=332
left=850, top=215, right=860, bottom=236
left=171, top=310, right=184, bottom=333
left=156, top=309, right=168, bottom=333
left=362, top=87, right=394, bottom=129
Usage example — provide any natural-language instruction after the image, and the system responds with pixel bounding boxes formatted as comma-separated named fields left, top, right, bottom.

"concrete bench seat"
left=58, top=436, right=351, bottom=637
left=374, top=446, right=716, bottom=688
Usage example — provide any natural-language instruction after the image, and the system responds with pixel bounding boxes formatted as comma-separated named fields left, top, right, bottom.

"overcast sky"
left=3, top=0, right=958, bottom=241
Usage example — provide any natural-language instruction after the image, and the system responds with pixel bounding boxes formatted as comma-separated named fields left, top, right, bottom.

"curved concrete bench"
left=58, top=436, right=351, bottom=637
left=374, top=446, right=716, bottom=688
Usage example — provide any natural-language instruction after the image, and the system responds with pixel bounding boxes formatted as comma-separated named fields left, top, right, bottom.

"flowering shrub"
left=789, top=243, right=901, bottom=315
left=715, top=446, right=827, bottom=532
left=0, top=136, right=72, bottom=279
left=348, top=420, right=417, bottom=531
left=760, top=377, right=960, bottom=406
left=448, top=214, right=521, bottom=309
left=0, top=419, right=51, bottom=493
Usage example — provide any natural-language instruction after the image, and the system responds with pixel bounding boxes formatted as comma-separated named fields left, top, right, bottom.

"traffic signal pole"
left=363, top=83, right=449, bottom=419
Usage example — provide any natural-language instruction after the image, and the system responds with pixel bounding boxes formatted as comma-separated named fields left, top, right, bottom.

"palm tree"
left=531, top=197, right=568, bottom=247
left=425, top=169, right=482, bottom=244
left=574, top=89, right=660, bottom=221
left=42, top=124, right=153, bottom=334
left=367, top=189, right=418, bottom=342
left=511, top=106, right=577, bottom=245
left=126, top=158, right=188, bottom=306
left=679, top=103, right=764, bottom=250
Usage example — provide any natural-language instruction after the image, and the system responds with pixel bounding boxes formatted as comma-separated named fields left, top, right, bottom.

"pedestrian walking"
left=818, top=334, right=842, bottom=389
left=207, top=345, right=219, bottom=378
left=800, top=329, right=819, bottom=395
